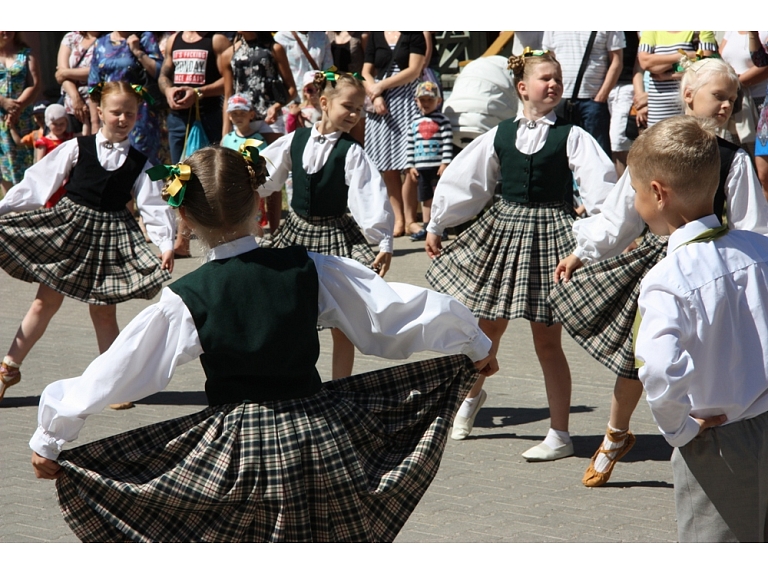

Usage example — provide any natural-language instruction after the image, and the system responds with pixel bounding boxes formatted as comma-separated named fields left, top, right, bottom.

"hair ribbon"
left=130, top=84, right=156, bottom=107
left=146, top=163, right=191, bottom=208
left=238, top=139, right=263, bottom=165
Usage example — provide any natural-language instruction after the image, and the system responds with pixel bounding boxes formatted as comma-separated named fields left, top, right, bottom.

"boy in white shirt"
left=633, top=115, right=768, bottom=543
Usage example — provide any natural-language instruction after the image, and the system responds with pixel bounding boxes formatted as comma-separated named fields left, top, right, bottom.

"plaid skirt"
left=0, top=197, right=170, bottom=305
left=55, top=355, right=477, bottom=542
left=547, top=232, right=668, bottom=379
left=265, top=211, right=376, bottom=267
left=426, top=200, right=577, bottom=324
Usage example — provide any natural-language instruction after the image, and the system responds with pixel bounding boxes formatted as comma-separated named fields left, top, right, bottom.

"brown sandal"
left=0, top=359, right=21, bottom=402
left=582, top=428, right=636, bottom=488
left=109, top=402, right=135, bottom=410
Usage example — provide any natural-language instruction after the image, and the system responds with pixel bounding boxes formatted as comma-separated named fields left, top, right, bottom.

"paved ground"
left=0, top=235, right=678, bottom=543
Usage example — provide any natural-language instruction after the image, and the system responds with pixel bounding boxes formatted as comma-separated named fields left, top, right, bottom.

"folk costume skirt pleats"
left=547, top=232, right=668, bottom=379
left=0, top=197, right=170, bottom=305
left=426, top=200, right=577, bottom=325
left=55, top=355, right=478, bottom=542
left=267, top=211, right=376, bottom=267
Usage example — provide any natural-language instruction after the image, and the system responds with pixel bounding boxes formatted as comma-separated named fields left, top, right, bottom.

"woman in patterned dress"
left=56, top=32, right=101, bottom=136
left=0, top=31, right=41, bottom=193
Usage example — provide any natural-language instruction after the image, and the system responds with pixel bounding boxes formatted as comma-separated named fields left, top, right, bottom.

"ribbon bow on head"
left=322, top=67, right=364, bottom=87
left=130, top=84, right=156, bottom=107
left=238, top=139, right=263, bottom=166
left=146, top=163, right=192, bottom=208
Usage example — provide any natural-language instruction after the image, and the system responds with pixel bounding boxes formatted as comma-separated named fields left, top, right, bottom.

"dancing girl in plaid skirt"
left=259, top=71, right=393, bottom=380
left=423, top=51, right=616, bottom=461
left=550, top=56, right=768, bottom=487
left=29, top=143, right=497, bottom=542
left=0, top=81, right=175, bottom=408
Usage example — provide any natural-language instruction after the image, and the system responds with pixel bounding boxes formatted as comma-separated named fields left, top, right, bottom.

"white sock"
left=543, top=427, right=571, bottom=449
left=457, top=394, right=482, bottom=418
left=593, top=424, right=628, bottom=473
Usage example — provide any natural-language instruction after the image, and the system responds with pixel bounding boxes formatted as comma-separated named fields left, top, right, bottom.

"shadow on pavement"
left=601, top=480, right=673, bottom=489
left=0, top=395, right=40, bottom=408
left=473, top=404, right=595, bottom=428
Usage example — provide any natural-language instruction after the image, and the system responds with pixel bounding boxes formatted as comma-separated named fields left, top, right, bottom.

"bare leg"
left=331, top=328, right=355, bottom=379
left=6, top=283, right=65, bottom=364
left=382, top=170, right=405, bottom=236
left=612, top=151, right=628, bottom=178
left=529, top=321, right=571, bottom=432
left=465, top=317, right=509, bottom=399
left=422, top=198, right=432, bottom=228
left=402, top=173, right=420, bottom=234
left=89, top=304, right=131, bottom=410
left=609, top=376, right=643, bottom=430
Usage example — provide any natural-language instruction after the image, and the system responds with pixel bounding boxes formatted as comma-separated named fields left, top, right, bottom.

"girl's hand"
left=425, top=231, right=443, bottom=259
left=31, top=452, right=63, bottom=480
left=373, top=96, right=387, bottom=116
left=636, top=107, right=648, bottom=127
left=160, top=250, right=175, bottom=273
left=408, top=167, right=419, bottom=182
left=372, top=251, right=392, bottom=277
left=554, top=254, right=584, bottom=283
left=474, top=354, right=499, bottom=377
left=437, top=164, right=448, bottom=177
left=265, top=103, right=281, bottom=125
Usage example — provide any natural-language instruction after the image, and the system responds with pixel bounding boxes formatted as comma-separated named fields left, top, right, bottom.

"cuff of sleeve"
left=461, top=332, right=492, bottom=362
left=572, top=246, right=594, bottom=265
left=425, top=220, right=444, bottom=235
left=158, top=240, right=174, bottom=254
left=665, top=417, right=702, bottom=448
left=29, top=427, right=64, bottom=461
left=379, top=238, right=393, bottom=254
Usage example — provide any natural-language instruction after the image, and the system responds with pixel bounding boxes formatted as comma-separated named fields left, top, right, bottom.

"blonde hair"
left=507, top=51, right=562, bottom=98
left=312, top=71, right=365, bottom=100
left=628, top=116, right=720, bottom=202
left=90, top=81, right=143, bottom=106
left=679, top=57, right=740, bottom=109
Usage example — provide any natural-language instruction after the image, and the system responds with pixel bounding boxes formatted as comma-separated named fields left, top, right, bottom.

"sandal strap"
left=2, top=356, right=21, bottom=369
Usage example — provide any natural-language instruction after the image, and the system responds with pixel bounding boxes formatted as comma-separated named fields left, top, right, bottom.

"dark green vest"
left=494, top=118, right=573, bottom=204
left=168, top=245, right=322, bottom=406
left=290, top=128, right=354, bottom=217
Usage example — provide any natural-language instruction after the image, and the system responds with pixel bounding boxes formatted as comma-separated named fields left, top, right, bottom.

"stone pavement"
left=0, top=236, right=677, bottom=543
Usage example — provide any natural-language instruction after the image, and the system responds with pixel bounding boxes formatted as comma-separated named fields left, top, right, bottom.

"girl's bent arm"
left=258, top=132, right=294, bottom=195
left=134, top=164, right=177, bottom=254
left=345, top=145, right=395, bottom=253
left=313, top=253, right=492, bottom=362
left=566, top=126, right=618, bottom=216
left=29, top=289, right=203, bottom=460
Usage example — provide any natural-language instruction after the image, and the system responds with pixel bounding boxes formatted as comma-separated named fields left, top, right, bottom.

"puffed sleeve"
left=425, top=127, right=499, bottom=236
left=566, top=126, right=617, bottom=216
left=134, top=161, right=176, bottom=253
left=312, top=252, right=492, bottom=361
left=572, top=169, right=645, bottom=263
left=259, top=132, right=295, bottom=195
left=0, top=139, right=78, bottom=216
left=725, top=149, right=768, bottom=235
left=29, top=288, right=203, bottom=460
left=345, top=144, right=394, bottom=253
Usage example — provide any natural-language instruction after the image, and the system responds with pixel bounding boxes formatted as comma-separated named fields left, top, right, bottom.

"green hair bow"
left=146, top=163, right=191, bottom=208
left=130, top=84, right=156, bottom=107
left=322, top=68, right=363, bottom=86
left=238, top=139, right=263, bottom=165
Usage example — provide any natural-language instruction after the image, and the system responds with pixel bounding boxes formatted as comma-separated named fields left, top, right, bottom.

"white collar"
left=310, top=124, right=341, bottom=143
left=515, top=110, right=557, bottom=127
left=207, top=235, right=261, bottom=261
left=667, top=214, right=724, bottom=253
left=95, top=130, right=130, bottom=152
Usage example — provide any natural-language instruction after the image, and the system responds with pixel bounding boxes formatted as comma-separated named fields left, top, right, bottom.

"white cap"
left=44, top=103, right=67, bottom=127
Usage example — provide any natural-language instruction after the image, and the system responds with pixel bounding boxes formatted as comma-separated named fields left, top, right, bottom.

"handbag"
left=555, top=31, right=597, bottom=122
left=624, top=105, right=646, bottom=140
left=181, top=98, right=209, bottom=161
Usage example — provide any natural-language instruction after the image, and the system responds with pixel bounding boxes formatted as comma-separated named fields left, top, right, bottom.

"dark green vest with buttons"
left=168, top=245, right=322, bottom=406
left=290, top=128, right=355, bottom=217
left=494, top=118, right=573, bottom=204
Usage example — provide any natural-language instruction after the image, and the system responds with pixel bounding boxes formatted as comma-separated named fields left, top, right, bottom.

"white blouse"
left=259, top=125, right=394, bottom=254
left=572, top=149, right=768, bottom=263
left=30, top=235, right=492, bottom=460
left=425, top=111, right=617, bottom=235
left=0, top=131, right=176, bottom=254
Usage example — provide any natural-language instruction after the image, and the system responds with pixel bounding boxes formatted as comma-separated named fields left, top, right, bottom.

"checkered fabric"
left=426, top=200, right=577, bottom=324
left=56, top=355, right=478, bottom=542
left=0, top=197, right=170, bottom=305
left=547, top=232, right=668, bottom=379
left=265, top=211, right=375, bottom=266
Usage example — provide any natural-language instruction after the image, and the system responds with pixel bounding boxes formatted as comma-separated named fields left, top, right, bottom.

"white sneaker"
left=451, top=390, right=487, bottom=440
left=521, top=441, right=574, bottom=461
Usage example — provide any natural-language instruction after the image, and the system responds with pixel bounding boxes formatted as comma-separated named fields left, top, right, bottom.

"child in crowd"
left=0, top=81, right=175, bottom=408
left=285, top=70, right=322, bottom=133
left=13, top=101, right=47, bottom=149
left=550, top=57, right=768, bottom=487
left=632, top=115, right=768, bottom=543
left=34, top=103, right=73, bottom=163
left=30, top=143, right=497, bottom=543
left=424, top=51, right=616, bottom=459
left=259, top=71, right=394, bottom=380
left=406, top=81, right=452, bottom=242
left=221, top=94, right=267, bottom=228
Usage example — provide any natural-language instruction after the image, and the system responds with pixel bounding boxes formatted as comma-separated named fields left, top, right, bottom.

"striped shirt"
left=542, top=31, right=625, bottom=99
left=406, top=112, right=453, bottom=169
left=638, top=31, right=718, bottom=126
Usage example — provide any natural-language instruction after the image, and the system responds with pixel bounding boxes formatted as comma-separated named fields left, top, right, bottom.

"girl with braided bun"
left=424, top=50, right=616, bottom=459
left=550, top=56, right=768, bottom=487
left=0, top=81, right=175, bottom=408
left=29, top=142, right=498, bottom=542
left=259, top=70, right=394, bottom=379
